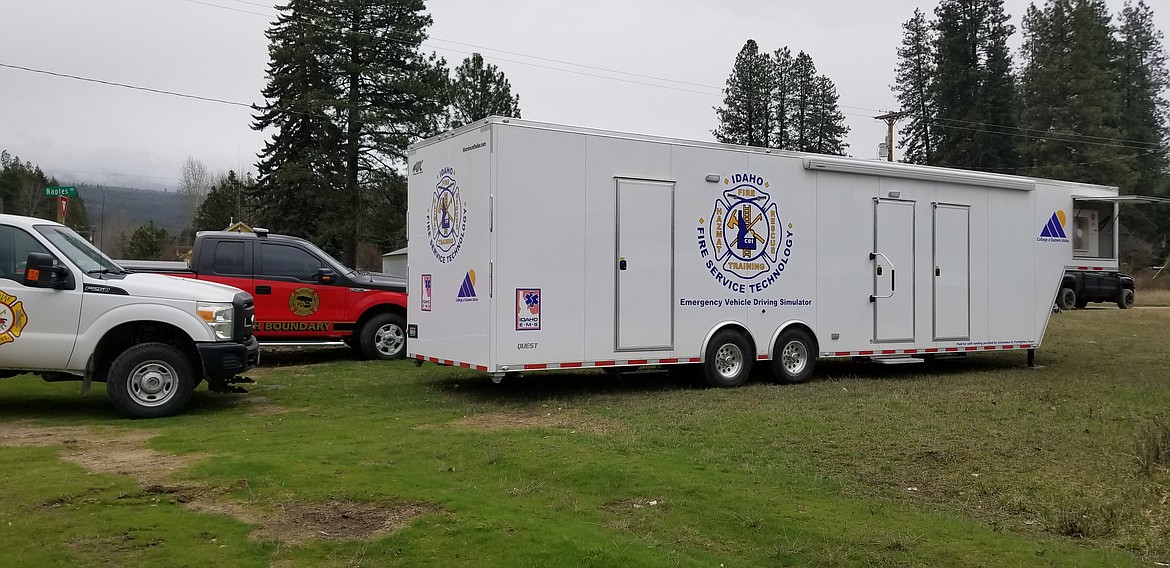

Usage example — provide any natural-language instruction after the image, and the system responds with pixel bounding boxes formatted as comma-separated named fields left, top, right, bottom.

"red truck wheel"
left=359, top=313, right=406, bottom=360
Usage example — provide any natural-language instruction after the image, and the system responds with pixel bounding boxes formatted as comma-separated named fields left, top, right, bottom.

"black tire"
left=702, top=330, right=753, bottom=388
left=1056, top=287, right=1077, bottom=311
left=1074, top=298, right=1088, bottom=309
left=359, top=313, right=406, bottom=360
left=770, top=328, right=816, bottom=384
left=1117, top=288, right=1135, bottom=310
left=106, top=343, right=197, bottom=419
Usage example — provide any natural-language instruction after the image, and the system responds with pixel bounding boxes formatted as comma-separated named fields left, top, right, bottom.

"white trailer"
left=405, top=118, right=1123, bottom=386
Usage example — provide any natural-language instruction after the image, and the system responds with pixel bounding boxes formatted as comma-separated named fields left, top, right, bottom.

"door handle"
left=869, top=251, right=896, bottom=302
left=256, top=285, right=272, bottom=295
left=935, top=267, right=941, bottom=277
left=619, top=258, right=627, bottom=271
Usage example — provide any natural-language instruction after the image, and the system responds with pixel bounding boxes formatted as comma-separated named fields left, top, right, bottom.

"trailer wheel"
left=1056, top=287, right=1077, bottom=311
left=106, top=343, right=196, bottom=419
left=770, top=329, right=816, bottom=384
left=703, top=330, right=753, bottom=388
left=359, top=313, right=407, bottom=360
left=1117, top=288, right=1135, bottom=310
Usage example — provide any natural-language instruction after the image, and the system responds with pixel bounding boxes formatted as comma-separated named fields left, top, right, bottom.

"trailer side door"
left=615, top=178, right=674, bottom=351
left=873, top=198, right=915, bottom=343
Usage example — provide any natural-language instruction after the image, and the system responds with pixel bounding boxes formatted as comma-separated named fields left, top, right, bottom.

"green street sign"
left=44, top=185, right=77, bottom=197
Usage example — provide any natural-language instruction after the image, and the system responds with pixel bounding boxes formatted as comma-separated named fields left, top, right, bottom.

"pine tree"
left=933, top=0, right=1020, bottom=171
left=892, top=8, right=936, bottom=164
left=1116, top=0, right=1169, bottom=195
left=771, top=47, right=796, bottom=150
left=809, top=76, right=850, bottom=155
left=713, top=40, right=774, bottom=148
left=789, top=51, right=819, bottom=152
left=193, top=171, right=256, bottom=233
left=448, top=53, right=521, bottom=128
left=1018, top=0, right=1133, bottom=187
left=253, top=0, right=448, bottom=265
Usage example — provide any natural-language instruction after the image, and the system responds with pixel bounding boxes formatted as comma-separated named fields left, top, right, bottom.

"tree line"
left=891, top=0, right=1168, bottom=265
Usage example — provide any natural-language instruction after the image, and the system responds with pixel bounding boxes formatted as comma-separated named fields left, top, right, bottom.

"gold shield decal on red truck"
left=288, top=287, right=320, bottom=317
left=0, top=291, right=29, bottom=346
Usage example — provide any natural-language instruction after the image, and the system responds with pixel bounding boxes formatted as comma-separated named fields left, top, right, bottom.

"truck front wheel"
left=359, top=313, right=406, bottom=360
left=106, top=343, right=196, bottom=419
left=1056, top=287, right=1077, bottom=311
left=1118, top=288, right=1135, bottom=309
left=703, top=330, right=753, bottom=388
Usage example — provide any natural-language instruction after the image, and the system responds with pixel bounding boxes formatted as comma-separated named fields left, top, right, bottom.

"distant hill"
left=78, top=184, right=191, bottom=232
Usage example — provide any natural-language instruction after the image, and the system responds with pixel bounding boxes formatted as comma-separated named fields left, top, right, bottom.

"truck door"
left=872, top=199, right=915, bottom=343
left=615, top=178, right=674, bottom=351
left=932, top=203, right=970, bottom=341
left=0, top=224, right=81, bottom=369
left=254, top=241, right=347, bottom=337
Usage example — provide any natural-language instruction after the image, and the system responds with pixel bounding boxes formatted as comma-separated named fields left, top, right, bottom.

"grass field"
left=1, top=308, right=1168, bottom=567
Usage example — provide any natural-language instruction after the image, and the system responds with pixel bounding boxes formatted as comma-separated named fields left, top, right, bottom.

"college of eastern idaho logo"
left=0, top=291, right=28, bottom=347
left=427, top=166, right=467, bottom=264
left=288, top=287, right=320, bottom=317
left=697, top=173, right=794, bottom=294
left=1038, top=210, right=1070, bottom=242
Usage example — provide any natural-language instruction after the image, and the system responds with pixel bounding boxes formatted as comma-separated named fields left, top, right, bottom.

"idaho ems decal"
left=697, top=173, right=795, bottom=294
left=428, top=166, right=466, bottom=263
left=0, top=291, right=28, bottom=346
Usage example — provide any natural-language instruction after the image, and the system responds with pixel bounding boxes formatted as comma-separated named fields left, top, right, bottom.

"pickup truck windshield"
left=35, top=225, right=124, bottom=274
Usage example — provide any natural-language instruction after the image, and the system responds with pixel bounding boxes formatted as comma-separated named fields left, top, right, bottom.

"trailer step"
left=870, top=356, right=925, bottom=365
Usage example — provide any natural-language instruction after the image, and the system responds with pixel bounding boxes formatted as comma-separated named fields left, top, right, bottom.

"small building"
left=382, top=247, right=407, bottom=278
left=225, top=221, right=253, bottom=233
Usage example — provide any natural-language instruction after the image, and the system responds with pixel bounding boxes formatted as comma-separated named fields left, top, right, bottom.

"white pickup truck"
left=0, top=213, right=259, bottom=418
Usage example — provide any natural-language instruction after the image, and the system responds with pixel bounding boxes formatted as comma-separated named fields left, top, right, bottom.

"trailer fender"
left=765, top=321, right=819, bottom=360
left=699, top=321, right=755, bottom=363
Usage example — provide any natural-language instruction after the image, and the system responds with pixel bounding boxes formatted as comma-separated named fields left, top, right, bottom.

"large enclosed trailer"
left=406, top=118, right=1124, bottom=386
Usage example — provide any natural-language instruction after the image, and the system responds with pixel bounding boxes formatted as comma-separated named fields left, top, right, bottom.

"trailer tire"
left=1056, top=287, right=1077, bottom=311
left=106, top=343, right=196, bottom=419
left=771, top=329, right=816, bottom=384
left=703, top=330, right=753, bottom=388
left=359, top=313, right=407, bottom=360
left=1117, top=288, right=1135, bottom=310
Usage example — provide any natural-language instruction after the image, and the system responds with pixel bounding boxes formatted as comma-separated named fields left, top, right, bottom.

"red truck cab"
left=125, top=229, right=407, bottom=359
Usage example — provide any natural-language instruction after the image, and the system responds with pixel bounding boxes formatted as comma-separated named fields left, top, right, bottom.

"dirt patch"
left=0, top=421, right=436, bottom=545
left=601, top=497, right=668, bottom=513
left=435, top=408, right=615, bottom=435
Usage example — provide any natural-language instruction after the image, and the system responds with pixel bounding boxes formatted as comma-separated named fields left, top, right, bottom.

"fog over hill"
left=76, top=184, right=192, bottom=251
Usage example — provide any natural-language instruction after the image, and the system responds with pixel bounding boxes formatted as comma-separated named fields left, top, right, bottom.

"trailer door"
left=932, top=203, right=970, bottom=341
left=873, top=198, right=915, bottom=343
left=615, top=178, right=673, bottom=351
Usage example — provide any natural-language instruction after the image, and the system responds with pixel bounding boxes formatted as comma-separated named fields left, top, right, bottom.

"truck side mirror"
left=23, top=252, right=72, bottom=290
left=316, top=267, right=337, bottom=284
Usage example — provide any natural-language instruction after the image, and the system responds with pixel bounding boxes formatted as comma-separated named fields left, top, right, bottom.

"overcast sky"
left=1, top=0, right=1166, bottom=191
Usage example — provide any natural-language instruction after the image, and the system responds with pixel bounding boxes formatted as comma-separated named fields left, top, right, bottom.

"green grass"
left=2, top=308, right=1168, bottom=567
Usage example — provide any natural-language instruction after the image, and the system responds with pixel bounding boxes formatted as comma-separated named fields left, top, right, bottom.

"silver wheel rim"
left=715, top=343, right=743, bottom=379
left=127, top=359, right=178, bottom=408
left=375, top=323, right=404, bottom=357
left=782, top=340, right=808, bottom=376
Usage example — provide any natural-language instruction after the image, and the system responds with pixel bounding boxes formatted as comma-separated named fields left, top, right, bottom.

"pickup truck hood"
left=349, top=272, right=407, bottom=293
left=86, top=272, right=246, bottom=302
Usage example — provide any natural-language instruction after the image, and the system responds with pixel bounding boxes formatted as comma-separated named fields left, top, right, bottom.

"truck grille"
left=234, top=292, right=255, bottom=341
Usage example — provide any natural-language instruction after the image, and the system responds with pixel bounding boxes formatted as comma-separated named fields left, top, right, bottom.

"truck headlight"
left=197, top=302, right=235, bottom=341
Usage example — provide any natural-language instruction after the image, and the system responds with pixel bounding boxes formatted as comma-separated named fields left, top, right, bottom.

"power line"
left=0, top=62, right=255, bottom=109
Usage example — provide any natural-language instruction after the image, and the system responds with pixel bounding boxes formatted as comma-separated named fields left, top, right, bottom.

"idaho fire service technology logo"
left=697, top=173, right=794, bottom=294
left=0, top=291, right=28, bottom=347
left=288, top=287, right=320, bottom=317
left=428, top=166, right=467, bottom=263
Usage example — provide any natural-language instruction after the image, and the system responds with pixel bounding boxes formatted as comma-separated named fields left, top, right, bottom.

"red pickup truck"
left=122, top=229, right=407, bottom=359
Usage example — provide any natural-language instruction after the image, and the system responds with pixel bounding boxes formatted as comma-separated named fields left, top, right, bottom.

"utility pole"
left=874, top=110, right=907, bottom=162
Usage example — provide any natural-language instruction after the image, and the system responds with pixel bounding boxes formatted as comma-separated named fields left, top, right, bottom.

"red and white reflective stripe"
left=1075, top=266, right=1107, bottom=271
left=824, top=344, right=1034, bottom=357
left=414, top=355, right=702, bottom=372
left=414, top=354, right=488, bottom=372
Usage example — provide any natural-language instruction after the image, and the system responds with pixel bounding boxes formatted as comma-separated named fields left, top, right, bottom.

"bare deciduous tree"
left=178, top=157, right=212, bottom=215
